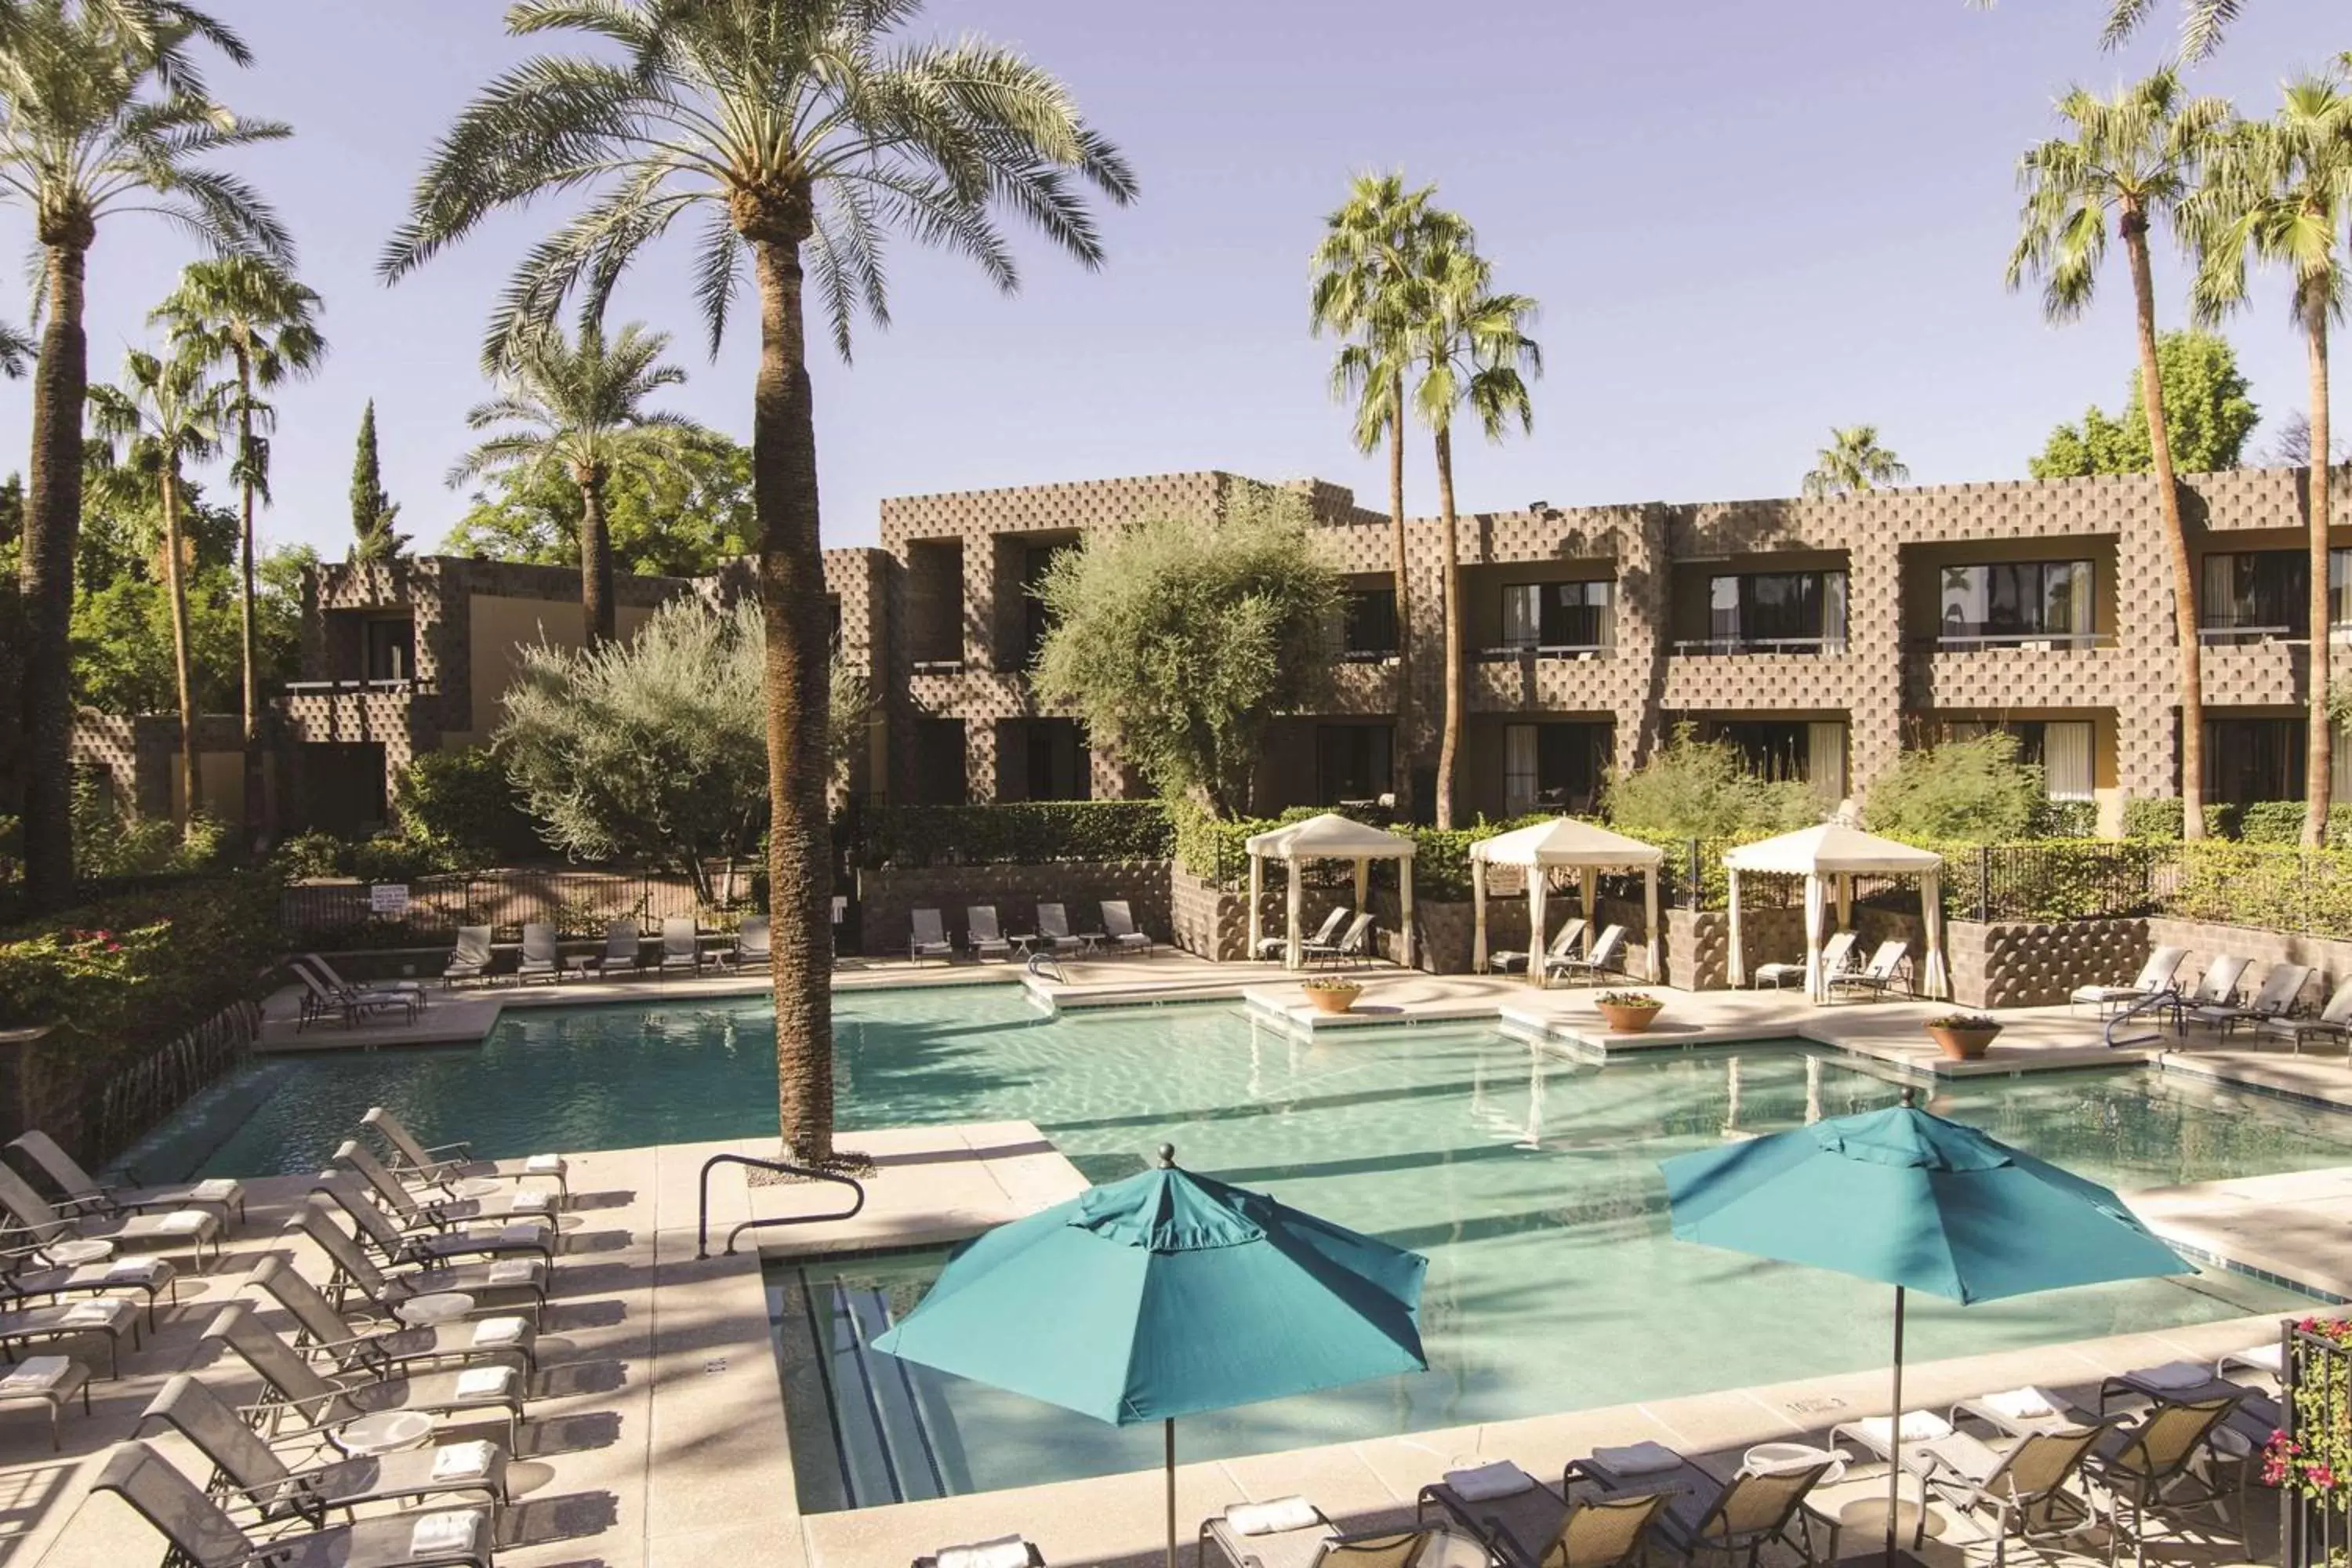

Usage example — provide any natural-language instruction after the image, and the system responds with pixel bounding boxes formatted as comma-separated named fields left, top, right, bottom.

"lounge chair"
left=94, top=1439, right=496, bottom=1568
left=966, top=906, right=1013, bottom=962
left=1844, top=1402, right=2103, bottom=1568
left=2179, top=954, right=2252, bottom=1016
left=0, top=1228, right=176, bottom=1329
left=302, top=953, right=428, bottom=1001
left=442, top=926, right=493, bottom=988
left=361, top=1107, right=569, bottom=1206
left=1552, top=924, right=1627, bottom=986
left=2071, top=946, right=2189, bottom=1017
left=1036, top=903, right=1087, bottom=955
left=1416, top=1460, right=1664, bottom=1568
left=1581, top=1442, right=1839, bottom=1566
left=313, top=1174, right=555, bottom=1272
left=1755, top=930, right=1857, bottom=992
left=0, top=1293, right=140, bottom=1377
left=290, top=1201, right=549, bottom=1322
left=2189, top=960, right=2310, bottom=1036
left=0, top=1161, right=220, bottom=1269
left=1260, top=906, right=1347, bottom=962
left=293, top=959, right=419, bottom=1032
left=2263, top=974, right=2352, bottom=1054
left=0, top=1355, right=90, bottom=1448
left=7, top=1129, right=245, bottom=1228
left=909, top=908, right=954, bottom=964
left=140, top=1373, right=510, bottom=1526
left=1206, top=1496, right=1432, bottom=1568
left=726, top=916, right=771, bottom=971
left=246, top=1252, right=539, bottom=1377
left=589, top=918, right=643, bottom=979
left=332, top=1139, right=557, bottom=1229
left=1305, top=912, right=1376, bottom=968
left=1490, top=916, right=1586, bottom=977
left=2082, top=1396, right=2244, bottom=1568
left=1827, top=939, right=1910, bottom=1002
left=203, top=1299, right=525, bottom=1448
left=514, top=924, right=560, bottom=985
left=658, top=916, right=703, bottom=978
left=1099, top=901, right=1153, bottom=956
left=2096, top=1360, right=2279, bottom=1471
left=913, top=1539, right=1045, bottom=1568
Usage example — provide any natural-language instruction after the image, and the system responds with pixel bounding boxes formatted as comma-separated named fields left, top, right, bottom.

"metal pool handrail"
left=697, top=1152, right=866, bottom=1258
left=2105, top=985, right=2181, bottom=1051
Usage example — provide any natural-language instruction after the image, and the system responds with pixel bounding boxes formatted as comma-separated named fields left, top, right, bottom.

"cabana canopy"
left=1722, top=824, right=1948, bottom=1001
left=1469, top=818, right=1664, bottom=985
left=1245, top=813, right=1415, bottom=970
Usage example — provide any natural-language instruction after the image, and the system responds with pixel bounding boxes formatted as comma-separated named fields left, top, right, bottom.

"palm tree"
left=2190, top=66, right=2352, bottom=847
left=87, top=346, right=229, bottom=828
left=383, top=0, right=1134, bottom=1165
left=2008, top=71, right=2229, bottom=838
left=1403, top=238, right=1541, bottom=830
left=151, top=255, right=325, bottom=848
left=1309, top=172, right=1471, bottom=818
left=2100, top=0, right=2242, bottom=62
left=0, top=0, right=287, bottom=908
left=1802, top=426, right=1910, bottom=498
left=449, top=319, right=713, bottom=645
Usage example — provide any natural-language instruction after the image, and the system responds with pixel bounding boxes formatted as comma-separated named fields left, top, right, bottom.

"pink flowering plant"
left=2263, top=1318, right=2352, bottom=1508
left=0, top=877, right=278, bottom=1045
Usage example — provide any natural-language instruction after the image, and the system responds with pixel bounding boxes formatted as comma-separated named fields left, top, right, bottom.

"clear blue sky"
left=0, top=0, right=2343, bottom=559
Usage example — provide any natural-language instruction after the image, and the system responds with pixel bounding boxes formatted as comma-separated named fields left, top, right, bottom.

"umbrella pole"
left=1886, top=1284, right=1906, bottom=1568
left=1165, top=1417, right=1177, bottom=1568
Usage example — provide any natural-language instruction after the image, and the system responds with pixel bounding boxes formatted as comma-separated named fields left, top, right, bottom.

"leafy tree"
left=1603, top=724, right=1820, bottom=839
left=1802, top=425, right=1910, bottom=498
left=497, top=597, right=768, bottom=902
left=0, top=0, right=289, bottom=910
left=87, top=346, right=229, bottom=823
left=1864, top=731, right=2045, bottom=842
left=348, top=399, right=406, bottom=562
left=445, top=434, right=754, bottom=576
left=151, top=255, right=325, bottom=841
left=1311, top=172, right=1468, bottom=815
left=1404, top=234, right=1541, bottom=829
left=2028, top=329, right=2258, bottom=476
left=2008, top=70, right=2229, bottom=838
left=1033, top=487, right=1341, bottom=818
left=1970, top=0, right=2245, bottom=64
left=448, top=321, right=714, bottom=643
left=392, top=747, right=541, bottom=869
left=2191, top=62, right=2352, bottom=848
left=384, top=0, right=1134, bottom=1166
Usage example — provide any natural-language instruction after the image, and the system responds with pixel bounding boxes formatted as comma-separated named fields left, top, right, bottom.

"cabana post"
left=1243, top=814, right=1417, bottom=969
left=1468, top=819, right=1666, bottom=987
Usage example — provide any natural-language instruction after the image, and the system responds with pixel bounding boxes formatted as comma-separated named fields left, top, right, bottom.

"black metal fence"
left=2279, top=1319, right=2351, bottom=1568
left=280, top=866, right=763, bottom=946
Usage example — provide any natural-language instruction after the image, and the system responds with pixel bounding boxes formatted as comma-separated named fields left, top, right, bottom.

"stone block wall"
left=858, top=858, right=1170, bottom=957
left=1948, top=916, right=2147, bottom=1008
left=2144, top=916, right=2352, bottom=1012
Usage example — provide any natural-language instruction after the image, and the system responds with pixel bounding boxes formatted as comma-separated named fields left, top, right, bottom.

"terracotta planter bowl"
left=1596, top=1001, right=1664, bottom=1034
left=1927, top=1024, right=2002, bottom=1061
left=1305, top=984, right=1363, bottom=1016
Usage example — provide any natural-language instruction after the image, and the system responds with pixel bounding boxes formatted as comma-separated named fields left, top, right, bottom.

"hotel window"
left=1936, top=561, right=2092, bottom=645
left=2201, top=549, right=2352, bottom=639
left=1705, top=571, right=1846, bottom=652
left=2202, top=717, right=2305, bottom=804
left=1342, top=587, right=1399, bottom=659
left=1712, top=720, right=1848, bottom=799
left=1316, top=725, right=1393, bottom=804
left=1500, top=580, right=1612, bottom=652
left=1946, top=720, right=2095, bottom=800
left=1503, top=724, right=1606, bottom=817
left=362, top=618, right=413, bottom=682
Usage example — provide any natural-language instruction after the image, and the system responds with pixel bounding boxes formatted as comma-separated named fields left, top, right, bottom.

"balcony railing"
left=909, top=658, right=966, bottom=675
left=1338, top=648, right=1399, bottom=664
left=2194, top=624, right=2352, bottom=647
left=283, top=677, right=427, bottom=695
left=1907, top=631, right=2111, bottom=652
left=1671, top=636, right=1846, bottom=656
left=1476, top=643, right=1610, bottom=662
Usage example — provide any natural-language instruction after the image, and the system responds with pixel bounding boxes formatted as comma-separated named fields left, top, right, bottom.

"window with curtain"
left=1936, top=561, right=2093, bottom=644
left=1504, top=724, right=1539, bottom=817
left=1707, top=572, right=1846, bottom=650
left=1504, top=724, right=1607, bottom=815
left=2201, top=717, right=2304, bottom=804
left=1501, top=581, right=1612, bottom=651
left=2038, top=721, right=2093, bottom=800
left=2198, top=550, right=2345, bottom=636
left=1342, top=588, right=1398, bottom=659
left=1806, top=722, right=1848, bottom=800
left=1316, top=725, right=1393, bottom=803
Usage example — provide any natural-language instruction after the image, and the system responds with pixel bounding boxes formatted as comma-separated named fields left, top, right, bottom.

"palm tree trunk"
left=160, top=463, right=200, bottom=827
left=2123, top=212, right=2205, bottom=838
left=1432, top=423, right=1463, bottom=830
left=750, top=232, right=837, bottom=1166
left=235, top=350, right=263, bottom=851
left=2305, top=318, right=2332, bottom=848
left=18, top=241, right=89, bottom=909
left=578, top=466, right=615, bottom=647
left=1386, top=383, right=1414, bottom=818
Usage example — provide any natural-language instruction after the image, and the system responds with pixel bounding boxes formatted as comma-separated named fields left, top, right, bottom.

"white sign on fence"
left=369, top=884, right=412, bottom=916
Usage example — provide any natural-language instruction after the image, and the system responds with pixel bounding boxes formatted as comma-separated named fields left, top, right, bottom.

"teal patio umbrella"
left=1661, top=1091, right=2192, bottom=1566
left=872, top=1145, right=1428, bottom=1568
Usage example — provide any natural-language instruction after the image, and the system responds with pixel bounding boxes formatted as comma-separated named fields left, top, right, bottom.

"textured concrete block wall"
left=2145, top=916, right=2352, bottom=1012
left=857, top=858, right=1170, bottom=958
left=1952, top=916, right=2147, bottom=1008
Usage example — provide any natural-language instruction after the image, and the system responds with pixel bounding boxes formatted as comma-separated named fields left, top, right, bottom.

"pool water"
left=129, top=989, right=2352, bottom=1508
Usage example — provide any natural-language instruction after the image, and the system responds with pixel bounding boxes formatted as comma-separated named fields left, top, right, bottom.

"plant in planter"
left=1925, top=1011, right=2002, bottom=1061
left=1301, top=976, right=1365, bottom=1015
left=1594, top=990, right=1664, bottom=1033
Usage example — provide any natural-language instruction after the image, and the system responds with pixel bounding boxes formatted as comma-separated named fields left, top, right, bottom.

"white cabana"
left=1246, top=813, right=1417, bottom=969
left=1468, top=818, right=1664, bottom=987
left=1722, top=824, right=1948, bottom=1003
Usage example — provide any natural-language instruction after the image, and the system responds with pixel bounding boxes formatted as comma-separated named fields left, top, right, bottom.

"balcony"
left=1469, top=650, right=1628, bottom=713
left=1671, top=636, right=1846, bottom=656
left=1320, top=659, right=1399, bottom=715
left=1902, top=636, right=2118, bottom=710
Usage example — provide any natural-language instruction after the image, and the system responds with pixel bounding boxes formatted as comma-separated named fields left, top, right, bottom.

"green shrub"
left=1864, top=734, right=2043, bottom=843
left=2238, top=800, right=2307, bottom=845
left=2169, top=840, right=2352, bottom=938
left=861, top=800, right=1175, bottom=868
left=394, top=748, right=542, bottom=869
left=2030, top=799, right=2100, bottom=839
left=2123, top=797, right=2240, bottom=840
left=347, top=834, right=440, bottom=884
left=69, top=773, right=224, bottom=877
left=0, top=874, right=281, bottom=1046
left=271, top=830, right=350, bottom=880
left=1605, top=724, right=1820, bottom=840
left=1929, top=838, right=2162, bottom=921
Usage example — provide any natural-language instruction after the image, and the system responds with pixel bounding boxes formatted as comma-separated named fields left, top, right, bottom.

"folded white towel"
left=188, top=1179, right=239, bottom=1202
left=430, top=1440, right=496, bottom=1481
left=2136, top=1360, right=2211, bottom=1391
left=1979, top=1387, right=2062, bottom=1422
left=103, top=1260, right=161, bottom=1283
left=454, top=1366, right=513, bottom=1399
left=2228, top=1343, right=2285, bottom=1376
left=1444, top=1460, right=1536, bottom=1501
left=156, top=1210, right=207, bottom=1233
left=470, top=1317, right=527, bottom=1348
left=1226, top=1497, right=1319, bottom=1535
left=0, top=1356, right=71, bottom=1392
left=60, top=1299, right=118, bottom=1326
left=524, top=1154, right=564, bottom=1174
left=507, top=1190, right=550, bottom=1213
left=485, top=1260, right=537, bottom=1286
left=936, top=1537, right=1032, bottom=1568
left=1593, top=1440, right=1683, bottom=1476
left=408, top=1510, right=481, bottom=1556
left=1849, top=1412, right=1954, bottom=1449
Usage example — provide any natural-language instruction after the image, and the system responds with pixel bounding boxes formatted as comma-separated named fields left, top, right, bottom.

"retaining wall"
left=858, top=859, right=1170, bottom=957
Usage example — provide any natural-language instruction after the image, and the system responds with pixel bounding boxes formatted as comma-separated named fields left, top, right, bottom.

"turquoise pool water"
left=128, top=989, right=2352, bottom=1508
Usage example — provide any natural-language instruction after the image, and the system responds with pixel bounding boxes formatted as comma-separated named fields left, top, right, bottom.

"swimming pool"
left=129, top=988, right=2352, bottom=1507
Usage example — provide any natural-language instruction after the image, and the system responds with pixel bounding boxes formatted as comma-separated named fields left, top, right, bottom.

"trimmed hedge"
left=857, top=800, right=1175, bottom=868
left=2123, top=797, right=2241, bottom=841
left=0, top=874, right=281, bottom=1048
